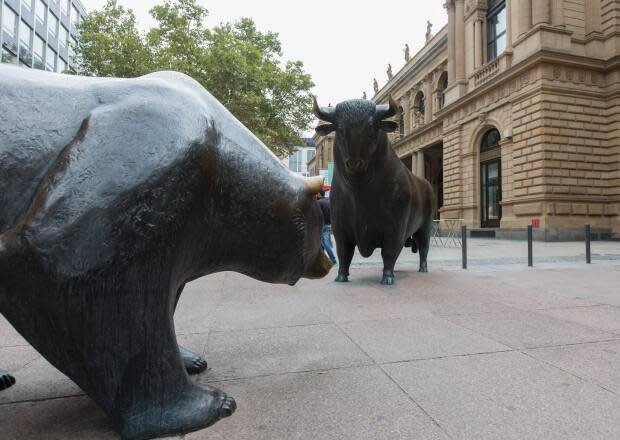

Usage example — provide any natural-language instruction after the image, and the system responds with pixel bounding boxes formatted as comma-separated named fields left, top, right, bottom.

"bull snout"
left=346, top=159, right=368, bottom=174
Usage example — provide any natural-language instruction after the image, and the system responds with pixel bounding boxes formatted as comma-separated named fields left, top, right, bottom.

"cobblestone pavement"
left=2, top=240, right=620, bottom=439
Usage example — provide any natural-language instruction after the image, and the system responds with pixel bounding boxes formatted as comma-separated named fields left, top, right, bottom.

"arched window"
left=436, top=71, right=448, bottom=110
left=487, top=0, right=507, bottom=61
left=412, top=91, right=425, bottom=127
left=479, top=128, right=502, bottom=227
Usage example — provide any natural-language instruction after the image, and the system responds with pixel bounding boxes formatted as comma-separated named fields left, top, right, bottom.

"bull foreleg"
left=174, top=284, right=208, bottom=374
left=414, top=220, right=432, bottom=273
left=380, top=244, right=403, bottom=285
left=334, top=233, right=355, bottom=282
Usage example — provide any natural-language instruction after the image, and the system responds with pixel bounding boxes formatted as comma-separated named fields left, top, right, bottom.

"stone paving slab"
left=2, top=261, right=620, bottom=439
left=383, top=351, right=620, bottom=440
left=191, top=366, right=451, bottom=440
left=443, top=309, right=618, bottom=349
left=206, top=323, right=372, bottom=381
left=340, top=316, right=509, bottom=363
left=526, top=340, right=620, bottom=395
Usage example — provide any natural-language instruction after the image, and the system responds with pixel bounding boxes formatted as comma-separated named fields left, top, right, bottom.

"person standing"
left=317, top=190, right=337, bottom=265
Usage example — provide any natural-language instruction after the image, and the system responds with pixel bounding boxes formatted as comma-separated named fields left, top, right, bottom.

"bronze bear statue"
left=0, top=66, right=331, bottom=439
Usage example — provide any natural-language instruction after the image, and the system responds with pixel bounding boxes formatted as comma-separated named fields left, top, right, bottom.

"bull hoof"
left=381, top=275, right=395, bottom=285
left=180, top=346, right=208, bottom=375
left=381, top=270, right=395, bottom=286
left=0, top=370, right=15, bottom=391
left=119, top=385, right=236, bottom=440
left=419, top=262, right=428, bottom=273
left=335, top=274, right=349, bottom=282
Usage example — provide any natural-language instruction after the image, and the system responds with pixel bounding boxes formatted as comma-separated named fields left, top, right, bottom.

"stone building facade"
left=307, top=130, right=335, bottom=179
left=324, top=0, right=620, bottom=239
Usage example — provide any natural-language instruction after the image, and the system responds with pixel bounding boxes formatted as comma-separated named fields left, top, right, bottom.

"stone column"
left=447, top=1, right=456, bottom=83
left=425, top=76, right=433, bottom=124
left=532, top=0, right=550, bottom=26
left=455, top=0, right=465, bottom=81
left=417, top=150, right=425, bottom=178
left=551, top=0, right=564, bottom=27
left=585, top=0, right=602, bottom=35
left=506, top=0, right=513, bottom=48
left=411, top=153, right=418, bottom=175
left=517, top=0, right=532, bottom=37
left=474, top=19, right=483, bottom=69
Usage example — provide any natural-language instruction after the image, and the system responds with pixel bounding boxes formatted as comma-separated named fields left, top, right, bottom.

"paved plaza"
left=2, top=239, right=620, bottom=439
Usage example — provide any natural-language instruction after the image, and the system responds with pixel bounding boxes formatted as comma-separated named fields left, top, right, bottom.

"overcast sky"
left=81, top=0, right=447, bottom=131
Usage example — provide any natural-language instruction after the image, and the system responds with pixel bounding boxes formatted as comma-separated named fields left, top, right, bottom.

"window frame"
left=486, top=0, right=507, bottom=62
left=2, top=4, right=18, bottom=37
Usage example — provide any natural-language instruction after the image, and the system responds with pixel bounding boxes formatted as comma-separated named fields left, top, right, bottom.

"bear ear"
left=315, top=123, right=336, bottom=136
left=379, top=120, right=398, bottom=133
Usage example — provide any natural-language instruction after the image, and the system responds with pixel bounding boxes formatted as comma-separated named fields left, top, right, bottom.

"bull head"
left=313, top=95, right=400, bottom=136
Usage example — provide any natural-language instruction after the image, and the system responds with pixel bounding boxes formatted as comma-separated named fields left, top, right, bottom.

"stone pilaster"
left=551, top=0, right=564, bottom=27
left=531, top=0, right=550, bottom=26
left=425, top=76, right=434, bottom=124
left=455, top=0, right=465, bottom=81
left=447, top=0, right=456, bottom=83
left=474, top=19, right=483, bottom=69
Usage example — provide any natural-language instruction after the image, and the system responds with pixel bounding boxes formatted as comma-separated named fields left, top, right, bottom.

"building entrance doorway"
left=479, top=129, right=502, bottom=227
left=424, top=144, right=443, bottom=219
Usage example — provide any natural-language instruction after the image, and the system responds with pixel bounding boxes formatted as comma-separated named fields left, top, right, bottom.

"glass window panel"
left=20, top=20, right=32, bottom=46
left=61, top=0, right=68, bottom=15
left=59, top=25, right=68, bottom=46
left=36, top=0, right=47, bottom=22
left=46, top=45, right=56, bottom=70
left=48, top=12, right=58, bottom=37
left=488, top=162, right=499, bottom=180
left=22, top=0, right=32, bottom=11
left=34, top=34, right=44, bottom=58
left=2, top=4, right=17, bottom=37
left=57, top=56, right=66, bottom=72
left=496, top=34, right=506, bottom=55
left=496, top=8, right=507, bottom=34
left=71, top=4, right=79, bottom=25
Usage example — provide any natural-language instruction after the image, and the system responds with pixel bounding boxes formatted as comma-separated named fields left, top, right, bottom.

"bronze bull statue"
left=0, top=66, right=331, bottom=439
left=314, top=96, right=435, bottom=285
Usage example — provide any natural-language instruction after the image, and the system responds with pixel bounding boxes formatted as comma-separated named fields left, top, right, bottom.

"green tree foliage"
left=73, top=0, right=314, bottom=157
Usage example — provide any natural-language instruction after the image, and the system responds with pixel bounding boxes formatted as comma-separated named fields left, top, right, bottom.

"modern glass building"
left=1, top=0, right=86, bottom=72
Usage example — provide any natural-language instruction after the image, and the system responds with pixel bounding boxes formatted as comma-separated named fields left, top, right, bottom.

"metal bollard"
left=585, top=224, right=591, bottom=264
left=461, top=225, right=467, bottom=269
left=527, top=225, right=533, bottom=267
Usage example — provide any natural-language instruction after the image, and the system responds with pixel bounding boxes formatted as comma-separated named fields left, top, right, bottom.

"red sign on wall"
left=531, top=219, right=540, bottom=228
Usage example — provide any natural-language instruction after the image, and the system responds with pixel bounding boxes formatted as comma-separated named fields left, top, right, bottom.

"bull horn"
left=313, top=96, right=336, bottom=123
left=305, top=175, right=324, bottom=194
left=375, top=94, right=399, bottom=120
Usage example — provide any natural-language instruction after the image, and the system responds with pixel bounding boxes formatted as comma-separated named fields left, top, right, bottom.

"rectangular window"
left=46, top=45, right=56, bottom=70
left=34, top=34, right=44, bottom=59
left=71, top=4, right=79, bottom=25
left=307, top=148, right=316, bottom=162
left=57, top=56, right=66, bottom=72
left=59, top=25, right=68, bottom=47
left=487, top=2, right=507, bottom=61
left=20, top=20, right=32, bottom=47
left=2, top=4, right=17, bottom=37
left=22, top=0, right=33, bottom=12
left=60, top=0, right=68, bottom=16
left=48, top=12, right=58, bottom=37
left=36, top=0, right=47, bottom=23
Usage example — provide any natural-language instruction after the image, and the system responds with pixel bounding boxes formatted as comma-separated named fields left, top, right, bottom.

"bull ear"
left=379, top=120, right=399, bottom=133
left=316, top=123, right=336, bottom=136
